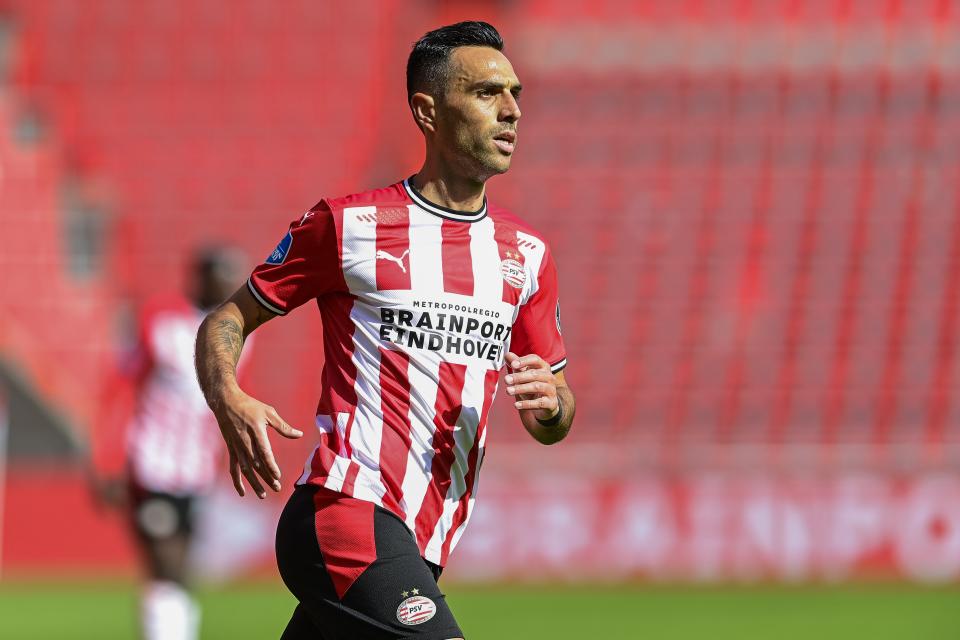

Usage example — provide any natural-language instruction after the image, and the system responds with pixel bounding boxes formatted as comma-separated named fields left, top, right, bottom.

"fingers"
left=506, top=380, right=554, bottom=398
left=266, top=407, right=304, bottom=439
left=238, top=456, right=267, bottom=499
left=506, top=352, right=549, bottom=372
left=513, top=395, right=559, bottom=412
left=229, top=426, right=279, bottom=498
left=218, top=398, right=293, bottom=499
left=228, top=450, right=245, bottom=497
left=504, top=356, right=557, bottom=409
left=249, top=428, right=283, bottom=492
left=232, top=434, right=267, bottom=498
left=504, top=368, right=553, bottom=386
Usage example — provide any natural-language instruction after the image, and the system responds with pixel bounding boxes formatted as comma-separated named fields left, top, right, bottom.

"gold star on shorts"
left=401, top=591, right=409, bottom=598
left=411, top=588, right=420, bottom=595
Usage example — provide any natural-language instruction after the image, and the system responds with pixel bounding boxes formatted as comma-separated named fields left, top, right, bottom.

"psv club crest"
left=396, top=593, right=437, bottom=626
left=500, top=251, right=526, bottom=289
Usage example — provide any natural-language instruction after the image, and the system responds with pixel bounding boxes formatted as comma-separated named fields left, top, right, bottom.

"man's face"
left=433, top=46, right=523, bottom=181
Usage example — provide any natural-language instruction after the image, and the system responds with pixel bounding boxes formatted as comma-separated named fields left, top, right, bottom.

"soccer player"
left=94, top=247, right=248, bottom=640
left=195, top=21, right=575, bottom=639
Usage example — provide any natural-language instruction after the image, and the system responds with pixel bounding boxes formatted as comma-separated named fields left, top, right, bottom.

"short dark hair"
left=406, top=21, right=504, bottom=101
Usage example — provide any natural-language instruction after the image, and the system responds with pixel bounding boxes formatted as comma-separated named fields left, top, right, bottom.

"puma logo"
left=376, top=249, right=409, bottom=273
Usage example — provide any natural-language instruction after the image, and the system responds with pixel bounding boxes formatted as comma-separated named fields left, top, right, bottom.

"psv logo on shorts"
left=396, top=595, right=437, bottom=625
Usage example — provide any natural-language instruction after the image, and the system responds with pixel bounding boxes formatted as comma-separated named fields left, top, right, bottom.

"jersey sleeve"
left=510, top=245, right=567, bottom=373
left=247, top=201, right=344, bottom=315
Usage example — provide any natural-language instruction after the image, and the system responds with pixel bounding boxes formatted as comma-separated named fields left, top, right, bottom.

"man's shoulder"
left=488, top=203, right=551, bottom=247
left=314, top=181, right=409, bottom=214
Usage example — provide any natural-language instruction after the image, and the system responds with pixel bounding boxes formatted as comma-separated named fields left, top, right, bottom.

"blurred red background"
left=0, top=0, right=959, bottom=582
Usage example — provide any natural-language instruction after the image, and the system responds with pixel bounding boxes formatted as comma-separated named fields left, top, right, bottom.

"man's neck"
left=410, top=163, right=486, bottom=212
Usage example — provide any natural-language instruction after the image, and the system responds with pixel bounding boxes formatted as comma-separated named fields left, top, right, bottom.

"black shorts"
left=276, top=484, right=463, bottom=640
left=128, top=484, right=197, bottom=540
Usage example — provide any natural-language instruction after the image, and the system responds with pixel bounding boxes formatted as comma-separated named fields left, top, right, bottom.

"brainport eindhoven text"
left=379, top=304, right=511, bottom=361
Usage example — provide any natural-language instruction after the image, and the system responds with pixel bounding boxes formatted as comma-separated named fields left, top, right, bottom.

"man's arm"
left=195, top=285, right=303, bottom=498
left=504, top=352, right=575, bottom=445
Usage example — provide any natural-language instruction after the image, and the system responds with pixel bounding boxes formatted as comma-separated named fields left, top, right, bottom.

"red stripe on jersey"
left=316, top=294, right=359, bottom=416
left=339, top=411, right=359, bottom=494
left=340, top=460, right=361, bottom=495
left=377, top=347, right=413, bottom=517
left=375, top=206, right=412, bottom=291
left=440, top=220, right=474, bottom=296
left=439, top=368, right=499, bottom=565
left=312, top=487, right=376, bottom=600
left=491, top=218, right=524, bottom=305
left=341, top=412, right=356, bottom=457
left=414, top=362, right=468, bottom=550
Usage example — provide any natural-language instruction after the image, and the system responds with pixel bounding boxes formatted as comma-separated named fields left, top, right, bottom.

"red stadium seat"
left=2, top=0, right=958, bottom=472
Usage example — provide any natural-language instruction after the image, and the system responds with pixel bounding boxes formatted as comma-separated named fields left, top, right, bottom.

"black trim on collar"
left=403, top=177, right=488, bottom=223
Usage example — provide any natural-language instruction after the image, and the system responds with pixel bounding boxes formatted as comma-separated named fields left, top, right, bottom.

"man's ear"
left=410, top=92, right=437, bottom=133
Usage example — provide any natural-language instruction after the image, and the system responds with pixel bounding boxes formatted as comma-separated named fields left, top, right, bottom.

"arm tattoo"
left=195, top=311, right=247, bottom=411
left=215, top=317, right=244, bottom=364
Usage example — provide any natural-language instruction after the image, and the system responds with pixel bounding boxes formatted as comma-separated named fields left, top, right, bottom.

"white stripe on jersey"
left=351, top=464, right=387, bottom=506
left=469, top=217, right=503, bottom=302
left=346, top=299, right=386, bottom=507
left=445, top=411, right=490, bottom=554
left=517, top=230, right=548, bottom=305
left=341, top=205, right=378, bottom=291
left=320, top=413, right=352, bottom=492
left=424, top=361, right=489, bottom=558
left=342, top=207, right=387, bottom=501
left=332, top=410, right=350, bottom=457
left=323, top=455, right=351, bottom=493
left=395, top=209, right=450, bottom=524
left=400, top=348, right=441, bottom=529
left=407, top=205, right=444, bottom=295
left=446, top=467, right=482, bottom=553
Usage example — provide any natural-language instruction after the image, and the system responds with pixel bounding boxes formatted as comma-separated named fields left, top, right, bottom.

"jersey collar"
left=403, top=177, right=488, bottom=223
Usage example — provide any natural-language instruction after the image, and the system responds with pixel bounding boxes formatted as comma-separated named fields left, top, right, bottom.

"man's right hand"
left=212, top=389, right=303, bottom=499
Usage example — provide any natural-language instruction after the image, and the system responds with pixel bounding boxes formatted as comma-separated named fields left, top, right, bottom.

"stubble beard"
left=455, top=130, right=512, bottom=183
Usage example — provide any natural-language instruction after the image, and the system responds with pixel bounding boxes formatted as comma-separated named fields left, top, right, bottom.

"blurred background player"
left=92, top=246, right=249, bottom=640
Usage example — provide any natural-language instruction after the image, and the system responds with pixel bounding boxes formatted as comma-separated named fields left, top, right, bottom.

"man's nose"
left=500, top=93, right=521, bottom=122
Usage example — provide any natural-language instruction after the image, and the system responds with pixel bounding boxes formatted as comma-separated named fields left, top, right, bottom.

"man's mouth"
left=493, top=131, right=517, bottom=154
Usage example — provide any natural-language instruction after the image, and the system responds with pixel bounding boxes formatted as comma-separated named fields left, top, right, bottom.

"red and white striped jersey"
left=248, top=178, right=566, bottom=566
left=125, top=296, right=252, bottom=495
